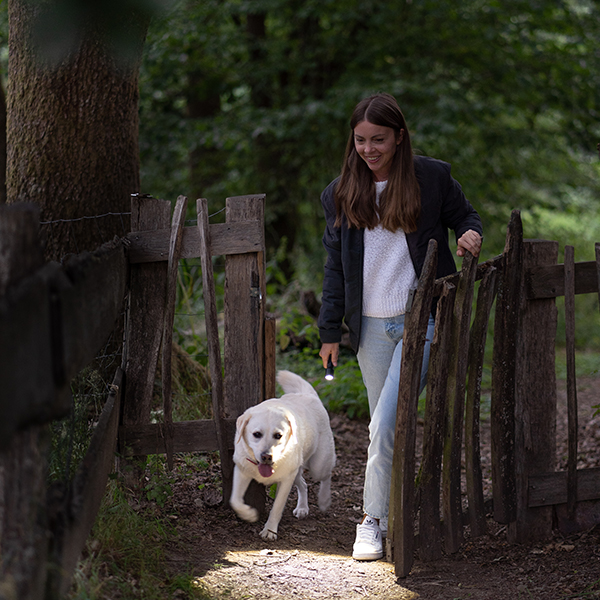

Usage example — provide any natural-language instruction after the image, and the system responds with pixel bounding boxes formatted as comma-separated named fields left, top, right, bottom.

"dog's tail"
left=276, top=370, right=319, bottom=398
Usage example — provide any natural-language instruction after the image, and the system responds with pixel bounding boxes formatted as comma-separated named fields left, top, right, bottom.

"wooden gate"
left=118, top=193, right=276, bottom=506
left=387, top=210, right=600, bottom=577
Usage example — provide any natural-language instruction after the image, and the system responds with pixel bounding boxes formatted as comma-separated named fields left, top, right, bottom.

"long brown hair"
left=335, top=93, right=420, bottom=232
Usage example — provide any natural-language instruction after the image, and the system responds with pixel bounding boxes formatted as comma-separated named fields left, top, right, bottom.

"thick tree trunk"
left=0, top=81, right=6, bottom=205
left=6, top=0, right=145, bottom=261
left=1, top=4, right=147, bottom=597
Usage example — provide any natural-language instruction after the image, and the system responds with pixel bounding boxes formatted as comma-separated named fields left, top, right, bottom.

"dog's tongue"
left=258, top=464, right=274, bottom=478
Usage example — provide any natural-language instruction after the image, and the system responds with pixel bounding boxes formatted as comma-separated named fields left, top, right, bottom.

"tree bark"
left=0, top=80, right=6, bottom=205
left=6, top=0, right=146, bottom=261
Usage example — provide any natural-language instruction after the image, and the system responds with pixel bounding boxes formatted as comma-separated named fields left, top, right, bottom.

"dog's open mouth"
left=247, top=457, right=274, bottom=478
left=258, top=463, right=274, bottom=478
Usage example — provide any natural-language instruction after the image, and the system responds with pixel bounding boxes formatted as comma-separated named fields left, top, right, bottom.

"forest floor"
left=147, top=378, right=600, bottom=599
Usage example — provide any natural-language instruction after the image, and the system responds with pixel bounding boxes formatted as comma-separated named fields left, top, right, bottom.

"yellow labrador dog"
left=230, top=370, right=336, bottom=540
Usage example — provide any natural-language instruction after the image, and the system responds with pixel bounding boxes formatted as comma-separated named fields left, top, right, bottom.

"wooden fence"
left=0, top=203, right=128, bottom=599
left=0, top=193, right=275, bottom=599
left=2, top=199, right=600, bottom=595
left=120, top=193, right=276, bottom=508
left=387, top=209, right=600, bottom=577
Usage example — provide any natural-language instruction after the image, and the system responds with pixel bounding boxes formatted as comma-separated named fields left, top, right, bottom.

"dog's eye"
left=253, top=431, right=263, bottom=439
left=273, top=433, right=283, bottom=440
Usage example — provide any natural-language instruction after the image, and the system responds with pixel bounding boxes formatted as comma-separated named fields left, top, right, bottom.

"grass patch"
left=69, top=478, right=210, bottom=600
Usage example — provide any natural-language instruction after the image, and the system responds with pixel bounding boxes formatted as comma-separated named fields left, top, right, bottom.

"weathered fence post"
left=564, top=245, right=578, bottom=517
left=161, top=195, right=188, bottom=470
left=264, top=314, right=277, bottom=400
left=196, top=197, right=234, bottom=504
left=388, top=239, right=437, bottom=578
left=223, top=194, right=267, bottom=509
left=419, top=280, right=456, bottom=561
left=509, top=238, right=558, bottom=543
left=465, top=264, right=497, bottom=537
left=0, top=204, right=49, bottom=600
left=491, top=209, right=521, bottom=524
left=442, top=250, right=478, bottom=553
left=120, top=195, right=170, bottom=480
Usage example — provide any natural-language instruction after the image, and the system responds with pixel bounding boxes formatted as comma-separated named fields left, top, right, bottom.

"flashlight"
left=325, top=356, right=335, bottom=381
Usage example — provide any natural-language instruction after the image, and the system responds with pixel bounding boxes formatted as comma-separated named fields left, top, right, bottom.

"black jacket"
left=318, top=155, right=483, bottom=352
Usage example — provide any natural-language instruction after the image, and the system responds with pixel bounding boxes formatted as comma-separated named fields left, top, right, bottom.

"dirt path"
left=160, top=380, right=600, bottom=599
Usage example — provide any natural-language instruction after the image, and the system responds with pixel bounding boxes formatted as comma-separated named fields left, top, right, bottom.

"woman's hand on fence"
left=457, top=230, right=482, bottom=258
left=319, top=343, right=339, bottom=368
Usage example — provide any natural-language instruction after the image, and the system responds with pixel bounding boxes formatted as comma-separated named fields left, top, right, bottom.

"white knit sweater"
left=362, top=181, right=418, bottom=317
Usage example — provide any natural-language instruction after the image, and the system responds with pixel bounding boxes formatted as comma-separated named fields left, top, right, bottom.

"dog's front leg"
left=260, top=477, right=295, bottom=540
left=293, top=469, right=309, bottom=519
left=230, top=466, right=259, bottom=523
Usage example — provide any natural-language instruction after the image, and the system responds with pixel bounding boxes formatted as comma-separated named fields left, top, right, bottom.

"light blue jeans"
left=357, top=313, right=436, bottom=520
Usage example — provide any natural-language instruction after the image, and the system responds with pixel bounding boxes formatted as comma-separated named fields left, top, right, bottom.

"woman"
left=318, top=93, right=482, bottom=560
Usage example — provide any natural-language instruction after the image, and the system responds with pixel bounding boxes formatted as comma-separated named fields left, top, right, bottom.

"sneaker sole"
left=352, top=551, right=383, bottom=561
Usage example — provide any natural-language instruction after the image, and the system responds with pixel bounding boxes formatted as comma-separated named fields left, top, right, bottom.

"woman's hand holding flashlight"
left=320, top=342, right=339, bottom=381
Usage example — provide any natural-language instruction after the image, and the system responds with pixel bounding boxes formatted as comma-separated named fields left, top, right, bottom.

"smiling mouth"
left=366, top=156, right=380, bottom=163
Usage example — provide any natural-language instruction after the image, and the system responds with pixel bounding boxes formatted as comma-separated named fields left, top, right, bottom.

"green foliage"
left=315, top=357, right=370, bottom=420
left=143, top=455, right=174, bottom=507
left=69, top=478, right=210, bottom=600
left=277, top=305, right=320, bottom=351
left=277, top=346, right=370, bottom=420
left=138, top=0, right=600, bottom=280
left=555, top=348, right=600, bottom=381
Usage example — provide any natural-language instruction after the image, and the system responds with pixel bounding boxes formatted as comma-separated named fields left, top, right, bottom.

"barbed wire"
left=39, top=211, right=132, bottom=225
left=39, top=204, right=226, bottom=228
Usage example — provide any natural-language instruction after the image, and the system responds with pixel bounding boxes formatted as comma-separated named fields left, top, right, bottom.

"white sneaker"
left=352, top=516, right=383, bottom=561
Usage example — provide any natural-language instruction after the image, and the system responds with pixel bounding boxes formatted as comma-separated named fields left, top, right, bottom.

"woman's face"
left=353, top=120, right=403, bottom=182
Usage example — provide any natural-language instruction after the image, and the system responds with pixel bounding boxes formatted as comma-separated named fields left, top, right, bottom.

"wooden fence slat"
left=121, top=195, right=170, bottom=448
left=510, top=239, right=558, bottom=543
left=264, top=314, right=277, bottom=400
left=564, top=246, right=578, bottom=516
left=464, top=265, right=497, bottom=537
left=0, top=264, right=65, bottom=444
left=529, top=468, right=600, bottom=507
left=126, top=221, right=264, bottom=263
left=0, top=205, right=49, bottom=600
left=491, top=209, right=522, bottom=524
left=433, top=255, right=502, bottom=296
left=527, top=260, right=600, bottom=299
left=119, top=418, right=238, bottom=456
left=47, top=368, right=124, bottom=598
left=442, top=250, right=478, bottom=554
left=196, top=198, right=234, bottom=497
left=162, top=196, right=188, bottom=470
left=0, top=240, right=128, bottom=445
left=388, top=239, right=438, bottom=578
left=418, top=280, right=456, bottom=562
left=223, top=194, right=266, bottom=509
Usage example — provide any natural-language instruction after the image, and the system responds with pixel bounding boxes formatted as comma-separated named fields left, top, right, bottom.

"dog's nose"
left=260, top=452, right=273, bottom=464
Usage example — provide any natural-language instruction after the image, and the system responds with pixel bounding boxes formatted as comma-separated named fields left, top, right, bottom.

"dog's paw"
left=232, top=503, right=259, bottom=523
left=260, top=526, right=278, bottom=540
left=318, top=497, right=331, bottom=512
left=293, top=506, right=309, bottom=520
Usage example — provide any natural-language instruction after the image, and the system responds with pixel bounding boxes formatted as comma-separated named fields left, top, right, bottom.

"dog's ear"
left=235, top=413, right=251, bottom=445
left=285, top=411, right=298, bottom=447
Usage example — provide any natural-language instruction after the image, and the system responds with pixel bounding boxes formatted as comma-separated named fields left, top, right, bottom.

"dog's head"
left=235, top=404, right=297, bottom=474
